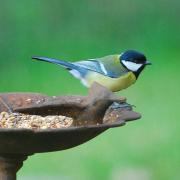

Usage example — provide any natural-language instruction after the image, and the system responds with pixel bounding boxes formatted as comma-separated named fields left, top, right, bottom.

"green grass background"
left=0, top=0, right=179, bottom=179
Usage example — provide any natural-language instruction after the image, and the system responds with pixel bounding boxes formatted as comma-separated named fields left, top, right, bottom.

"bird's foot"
left=110, top=102, right=135, bottom=110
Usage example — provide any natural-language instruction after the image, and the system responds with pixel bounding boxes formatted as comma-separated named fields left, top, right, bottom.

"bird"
left=32, top=50, right=151, bottom=92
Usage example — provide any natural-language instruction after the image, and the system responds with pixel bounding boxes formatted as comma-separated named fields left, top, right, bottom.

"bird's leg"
left=110, top=102, right=135, bottom=109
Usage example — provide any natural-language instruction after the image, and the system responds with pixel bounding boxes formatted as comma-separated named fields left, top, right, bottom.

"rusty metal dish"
left=0, top=83, right=141, bottom=179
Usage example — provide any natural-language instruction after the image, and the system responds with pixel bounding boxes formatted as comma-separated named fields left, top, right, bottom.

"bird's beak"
left=145, top=60, right=152, bottom=65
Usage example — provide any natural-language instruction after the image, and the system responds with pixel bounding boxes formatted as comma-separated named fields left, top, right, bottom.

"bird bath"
left=0, top=83, right=141, bottom=180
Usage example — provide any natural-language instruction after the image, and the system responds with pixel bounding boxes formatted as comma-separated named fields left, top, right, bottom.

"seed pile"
left=0, top=111, right=73, bottom=130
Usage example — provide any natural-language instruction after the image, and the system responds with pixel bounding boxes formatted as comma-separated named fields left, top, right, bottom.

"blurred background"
left=0, top=0, right=179, bottom=179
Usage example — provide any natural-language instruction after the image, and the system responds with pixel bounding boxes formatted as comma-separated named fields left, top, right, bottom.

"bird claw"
left=110, top=102, right=135, bottom=109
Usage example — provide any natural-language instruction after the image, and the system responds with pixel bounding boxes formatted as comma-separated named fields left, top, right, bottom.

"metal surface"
left=0, top=154, right=27, bottom=180
left=0, top=83, right=141, bottom=179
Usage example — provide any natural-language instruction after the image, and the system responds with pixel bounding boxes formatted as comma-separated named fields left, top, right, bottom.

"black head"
left=120, top=50, right=151, bottom=78
left=120, top=50, right=150, bottom=64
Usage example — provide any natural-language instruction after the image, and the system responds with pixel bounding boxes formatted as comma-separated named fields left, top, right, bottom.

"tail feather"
left=32, top=56, right=88, bottom=86
left=32, top=56, right=78, bottom=70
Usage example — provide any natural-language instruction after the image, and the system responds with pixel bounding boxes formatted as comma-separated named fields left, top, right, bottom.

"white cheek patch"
left=69, top=70, right=88, bottom=87
left=122, top=60, right=143, bottom=71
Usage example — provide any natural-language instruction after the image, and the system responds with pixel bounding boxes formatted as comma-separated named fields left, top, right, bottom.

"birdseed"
left=0, top=111, right=73, bottom=130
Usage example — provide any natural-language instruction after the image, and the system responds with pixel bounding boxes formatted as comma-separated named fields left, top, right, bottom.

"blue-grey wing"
left=74, top=59, right=107, bottom=75
left=74, top=59, right=128, bottom=78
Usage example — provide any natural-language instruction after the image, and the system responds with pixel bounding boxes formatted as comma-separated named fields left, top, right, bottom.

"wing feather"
left=74, top=55, right=129, bottom=78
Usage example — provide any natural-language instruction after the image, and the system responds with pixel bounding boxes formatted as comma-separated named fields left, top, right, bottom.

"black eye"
left=133, top=59, right=138, bottom=63
left=134, top=58, right=145, bottom=64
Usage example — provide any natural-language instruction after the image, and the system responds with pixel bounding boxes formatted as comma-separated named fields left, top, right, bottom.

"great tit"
left=32, top=50, right=151, bottom=92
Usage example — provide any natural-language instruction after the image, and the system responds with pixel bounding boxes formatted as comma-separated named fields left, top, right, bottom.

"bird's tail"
left=32, top=56, right=78, bottom=70
left=32, top=56, right=89, bottom=87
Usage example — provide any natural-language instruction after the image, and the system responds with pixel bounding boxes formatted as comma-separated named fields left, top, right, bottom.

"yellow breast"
left=85, top=72, right=136, bottom=92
